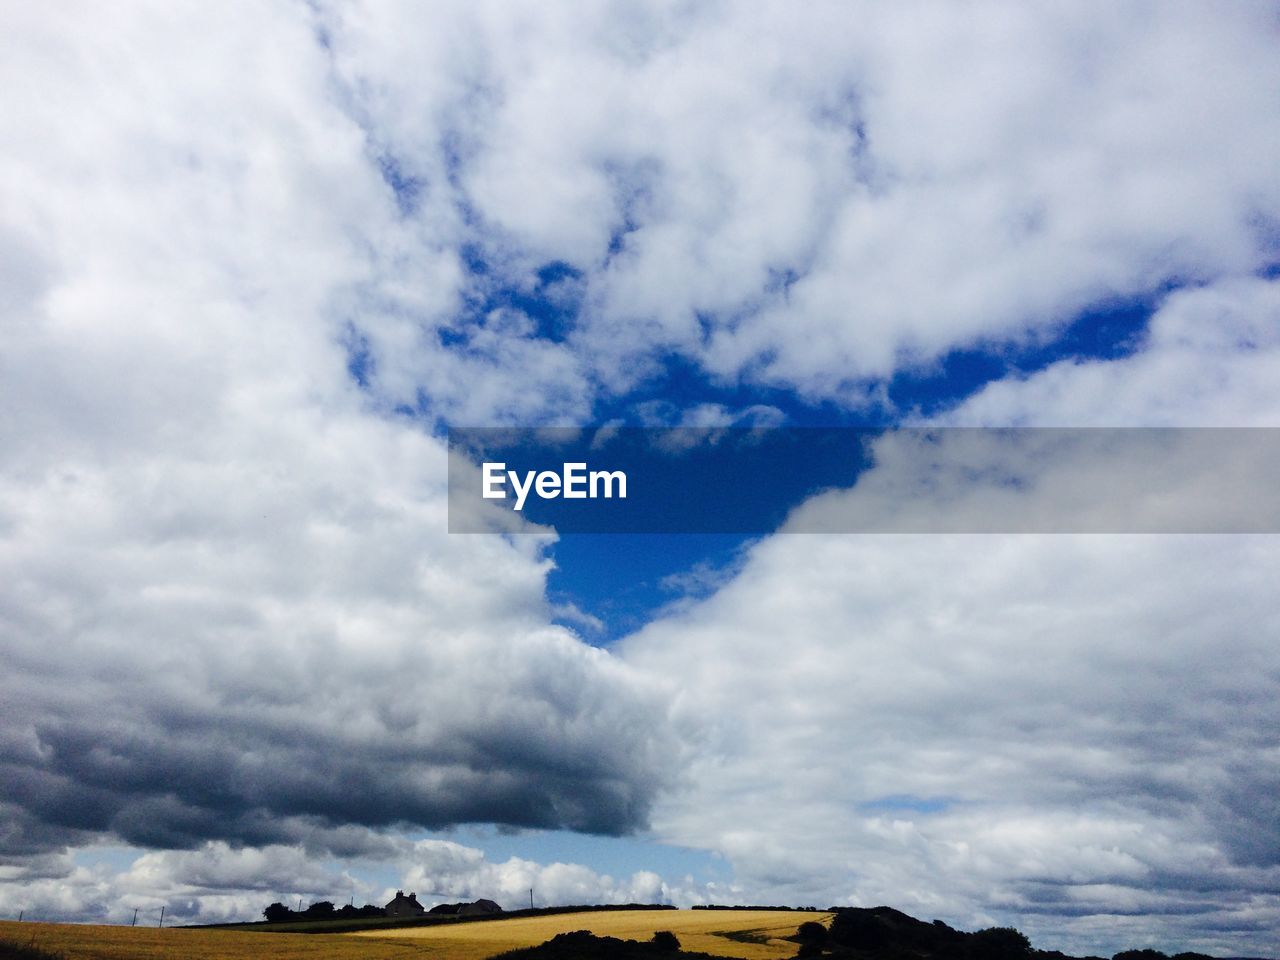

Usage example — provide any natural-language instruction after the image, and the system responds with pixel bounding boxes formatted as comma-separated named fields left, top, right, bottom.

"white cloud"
left=0, top=838, right=706, bottom=924
left=316, top=1, right=1280, bottom=403
left=397, top=839, right=679, bottom=909
left=620, top=531, right=1280, bottom=955
left=943, top=276, right=1280, bottom=426
left=0, top=0, right=675, bottom=868
left=784, top=427, right=1280, bottom=533
left=5, top=2, right=1280, bottom=954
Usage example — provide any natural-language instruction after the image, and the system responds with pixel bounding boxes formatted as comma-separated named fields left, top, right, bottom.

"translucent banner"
left=447, top=427, right=1280, bottom=534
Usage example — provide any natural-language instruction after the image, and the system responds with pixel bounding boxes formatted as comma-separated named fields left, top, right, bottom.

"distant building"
left=458, top=898, right=502, bottom=916
left=385, top=890, right=425, bottom=917
left=428, top=898, right=504, bottom=917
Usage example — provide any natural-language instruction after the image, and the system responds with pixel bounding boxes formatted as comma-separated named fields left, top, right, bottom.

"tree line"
left=261, top=900, right=386, bottom=923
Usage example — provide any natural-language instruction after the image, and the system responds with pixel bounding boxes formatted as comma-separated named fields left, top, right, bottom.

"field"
left=0, top=920, right=418, bottom=960
left=349, top=909, right=829, bottom=960
left=0, top=910, right=827, bottom=960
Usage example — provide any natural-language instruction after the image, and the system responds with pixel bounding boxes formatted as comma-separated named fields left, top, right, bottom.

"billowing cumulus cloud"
left=785, top=426, right=1280, bottom=534
left=396, top=839, right=685, bottom=911
left=945, top=276, right=1280, bottom=426
left=0, top=361, right=674, bottom=850
left=0, top=0, right=673, bottom=869
left=0, top=838, right=703, bottom=925
left=314, top=0, right=1280, bottom=404
left=620, top=531, right=1280, bottom=955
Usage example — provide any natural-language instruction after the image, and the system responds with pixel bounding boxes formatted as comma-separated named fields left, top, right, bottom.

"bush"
left=829, top=911, right=885, bottom=949
left=262, top=902, right=293, bottom=923
left=303, top=900, right=335, bottom=919
left=797, top=921, right=828, bottom=946
left=650, top=930, right=680, bottom=951
left=969, top=926, right=1032, bottom=960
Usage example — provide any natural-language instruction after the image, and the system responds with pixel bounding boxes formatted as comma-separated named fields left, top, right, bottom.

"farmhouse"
left=428, top=898, right=504, bottom=916
left=459, top=898, right=502, bottom=916
left=384, top=890, right=425, bottom=917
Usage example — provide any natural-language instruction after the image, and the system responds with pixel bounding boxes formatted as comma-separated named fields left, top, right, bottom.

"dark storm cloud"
left=1, top=638, right=671, bottom=857
left=0, top=802, right=94, bottom=862
left=1212, top=771, right=1280, bottom=868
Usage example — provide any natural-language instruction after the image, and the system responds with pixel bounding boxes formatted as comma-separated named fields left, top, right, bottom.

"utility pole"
left=158, top=906, right=165, bottom=929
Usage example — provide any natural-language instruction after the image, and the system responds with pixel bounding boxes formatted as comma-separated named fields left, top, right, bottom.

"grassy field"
left=349, top=909, right=830, bottom=960
left=0, top=910, right=827, bottom=960
left=0, top=920, right=421, bottom=960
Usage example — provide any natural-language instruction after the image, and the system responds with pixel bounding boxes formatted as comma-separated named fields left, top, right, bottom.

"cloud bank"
left=621, top=532, right=1280, bottom=955
left=316, top=0, right=1280, bottom=407
left=0, top=838, right=700, bottom=926
left=1, top=0, right=673, bottom=869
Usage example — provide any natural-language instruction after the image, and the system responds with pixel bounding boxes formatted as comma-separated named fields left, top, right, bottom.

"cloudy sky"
left=3, top=2, right=1280, bottom=956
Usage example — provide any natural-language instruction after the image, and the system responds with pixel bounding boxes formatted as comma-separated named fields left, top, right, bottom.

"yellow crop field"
left=0, top=919, right=419, bottom=960
left=0, top=910, right=826, bottom=960
left=350, top=909, right=829, bottom=960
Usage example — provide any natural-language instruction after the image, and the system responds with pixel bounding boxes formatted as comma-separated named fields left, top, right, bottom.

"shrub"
left=650, top=930, right=680, bottom=951
left=969, top=926, right=1032, bottom=960
left=262, top=902, right=293, bottom=923
left=797, top=921, right=828, bottom=945
left=303, top=900, right=335, bottom=919
left=829, top=911, right=885, bottom=949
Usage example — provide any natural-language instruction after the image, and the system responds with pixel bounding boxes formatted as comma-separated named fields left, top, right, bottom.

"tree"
left=969, top=926, right=1032, bottom=960
left=263, top=902, right=292, bottom=923
left=651, top=931, right=681, bottom=951
left=829, top=911, right=886, bottom=949
left=797, top=921, right=828, bottom=946
left=303, top=900, right=336, bottom=919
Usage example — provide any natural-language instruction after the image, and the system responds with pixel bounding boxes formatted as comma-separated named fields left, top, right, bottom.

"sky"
left=2, top=1, right=1280, bottom=956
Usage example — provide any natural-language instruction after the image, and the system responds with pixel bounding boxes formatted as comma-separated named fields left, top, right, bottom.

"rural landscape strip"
left=203, top=902, right=681, bottom=935
left=3, top=905, right=1270, bottom=960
